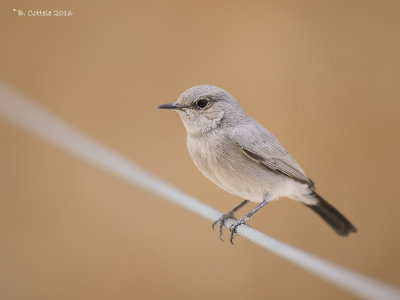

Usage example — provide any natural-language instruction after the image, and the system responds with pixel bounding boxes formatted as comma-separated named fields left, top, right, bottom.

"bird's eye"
left=196, top=99, right=209, bottom=109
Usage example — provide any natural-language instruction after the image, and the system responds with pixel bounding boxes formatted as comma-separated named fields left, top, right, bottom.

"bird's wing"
left=229, top=122, right=314, bottom=187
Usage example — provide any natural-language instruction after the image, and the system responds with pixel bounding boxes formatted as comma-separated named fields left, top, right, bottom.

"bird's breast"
left=186, top=132, right=269, bottom=202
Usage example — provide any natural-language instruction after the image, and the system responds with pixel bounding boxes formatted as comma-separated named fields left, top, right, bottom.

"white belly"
left=186, top=133, right=270, bottom=202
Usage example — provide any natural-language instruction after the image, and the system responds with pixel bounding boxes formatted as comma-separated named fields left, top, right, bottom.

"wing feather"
left=229, top=121, right=314, bottom=187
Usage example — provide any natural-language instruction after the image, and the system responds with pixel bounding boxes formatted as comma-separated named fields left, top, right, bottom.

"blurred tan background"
left=1, top=1, right=399, bottom=299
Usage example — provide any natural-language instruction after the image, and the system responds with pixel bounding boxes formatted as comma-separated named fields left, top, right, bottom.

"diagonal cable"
left=0, top=80, right=399, bottom=300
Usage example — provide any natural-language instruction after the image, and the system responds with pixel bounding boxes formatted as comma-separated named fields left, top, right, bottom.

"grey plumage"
left=158, top=85, right=356, bottom=240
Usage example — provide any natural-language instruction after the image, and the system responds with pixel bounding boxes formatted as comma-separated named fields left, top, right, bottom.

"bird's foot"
left=212, top=212, right=236, bottom=241
left=229, top=217, right=248, bottom=245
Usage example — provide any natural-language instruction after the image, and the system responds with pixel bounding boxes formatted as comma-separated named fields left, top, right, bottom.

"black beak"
left=157, top=103, right=182, bottom=110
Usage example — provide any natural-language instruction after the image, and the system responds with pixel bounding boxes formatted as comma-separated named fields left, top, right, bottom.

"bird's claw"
left=229, top=218, right=248, bottom=245
left=212, top=212, right=236, bottom=241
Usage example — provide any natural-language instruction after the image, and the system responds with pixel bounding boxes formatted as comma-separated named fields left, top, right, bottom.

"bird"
left=158, top=85, right=356, bottom=243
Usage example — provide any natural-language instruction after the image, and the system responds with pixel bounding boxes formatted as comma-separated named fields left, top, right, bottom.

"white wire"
left=0, top=80, right=399, bottom=300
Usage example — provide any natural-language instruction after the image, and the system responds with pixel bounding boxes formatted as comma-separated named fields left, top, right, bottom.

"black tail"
left=304, top=192, right=357, bottom=236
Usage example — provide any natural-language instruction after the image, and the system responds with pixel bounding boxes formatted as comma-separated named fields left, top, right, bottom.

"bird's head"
left=158, top=85, right=246, bottom=136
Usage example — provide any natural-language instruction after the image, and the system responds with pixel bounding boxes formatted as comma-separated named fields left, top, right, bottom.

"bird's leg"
left=229, top=194, right=273, bottom=244
left=212, top=200, right=249, bottom=241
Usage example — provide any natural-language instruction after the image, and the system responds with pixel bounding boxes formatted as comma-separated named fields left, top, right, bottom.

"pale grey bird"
left=158, top=85, right=356, bottom=243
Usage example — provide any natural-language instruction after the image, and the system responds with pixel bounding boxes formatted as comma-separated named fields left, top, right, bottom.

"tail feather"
left=304, top=192, right=357, bottom=236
